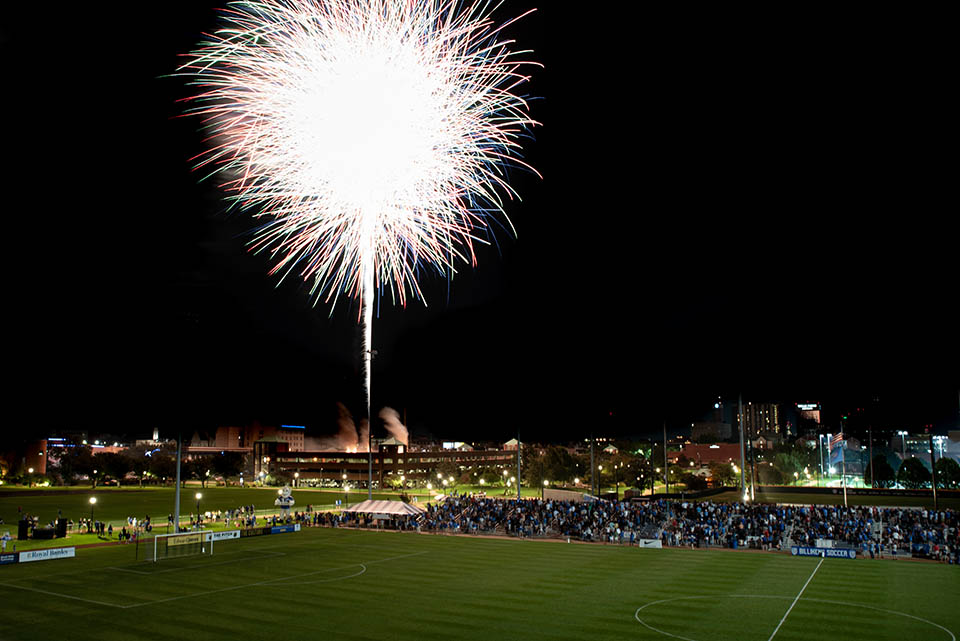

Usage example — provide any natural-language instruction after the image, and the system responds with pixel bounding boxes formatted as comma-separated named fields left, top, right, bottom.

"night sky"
left=5, top=4, right=957, bottom=443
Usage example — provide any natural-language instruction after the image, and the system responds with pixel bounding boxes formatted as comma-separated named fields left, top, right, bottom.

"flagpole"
left=840, top=436, right=848, bottom=508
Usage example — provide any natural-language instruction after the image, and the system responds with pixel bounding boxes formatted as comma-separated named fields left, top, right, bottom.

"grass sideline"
left=0, top=527, right=957, bottom=641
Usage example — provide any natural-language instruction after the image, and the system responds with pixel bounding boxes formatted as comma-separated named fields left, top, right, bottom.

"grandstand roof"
left=342, top=500, right=426, bottom=516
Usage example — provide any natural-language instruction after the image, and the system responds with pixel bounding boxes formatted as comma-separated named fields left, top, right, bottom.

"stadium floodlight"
left=89, top=496, right=97, bottom=532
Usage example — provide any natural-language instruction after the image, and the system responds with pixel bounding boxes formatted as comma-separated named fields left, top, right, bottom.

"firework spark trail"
left=179, top=0, right=538, bottom=431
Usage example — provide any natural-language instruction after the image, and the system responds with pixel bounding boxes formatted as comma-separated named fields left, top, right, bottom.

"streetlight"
left=294, top=472, right=299, bottom=488
left=195, top=492, right=202, bottom=529
left=88, top=496, right=97, bottom=534
left=542, top=479, right=548, bottom=499
left=897, top=431, right=909, bottom=457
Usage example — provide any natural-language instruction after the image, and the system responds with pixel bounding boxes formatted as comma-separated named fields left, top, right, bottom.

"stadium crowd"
left=313, top=494, right=958, bottom=563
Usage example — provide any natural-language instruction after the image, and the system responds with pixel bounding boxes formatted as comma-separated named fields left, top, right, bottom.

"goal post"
left=145, top=530, right=240, bottom=562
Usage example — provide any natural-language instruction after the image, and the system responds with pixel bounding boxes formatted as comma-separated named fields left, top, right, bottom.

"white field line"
left=634, top=594, right=956, bottom=641
left=0, top=581, right=126, bottom=609
left=107, top=551, right=285, bottom=575
left=767, top=557, right=824, bottom=641
left=0, top=550, right=425, bottom=610
left=120, top=549, right=428, bottom=608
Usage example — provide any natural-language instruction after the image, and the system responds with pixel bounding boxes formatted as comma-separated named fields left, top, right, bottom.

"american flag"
left=830, top=433, right=844, bottom=449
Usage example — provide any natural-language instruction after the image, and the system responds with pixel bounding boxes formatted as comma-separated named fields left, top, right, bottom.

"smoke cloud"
left=300, top=403, right=407, bottom=452
left=379, top=407, right=409, bottom=446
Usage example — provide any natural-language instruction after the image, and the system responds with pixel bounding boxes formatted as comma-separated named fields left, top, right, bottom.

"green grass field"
left=0, top=527, right=956, bottom=641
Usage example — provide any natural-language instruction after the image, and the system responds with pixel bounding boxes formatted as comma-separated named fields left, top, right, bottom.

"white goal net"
left=145, top=530, right=240, bottom=562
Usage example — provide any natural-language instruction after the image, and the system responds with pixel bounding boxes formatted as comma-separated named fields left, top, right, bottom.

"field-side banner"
left=792, top=546, right=856, bottom=559
left=18, top=547, right=76, bottom=563
left=270, top=524, right=301, bottom=535
left=0, top=552, right=19, bottom=565
left=167, top=533, right=202, bottom=547
left=204, top=530, right=240, bottom=542
left=637, top=539, right=662, bottom=549
left=241, top=526, right=272, bottom=538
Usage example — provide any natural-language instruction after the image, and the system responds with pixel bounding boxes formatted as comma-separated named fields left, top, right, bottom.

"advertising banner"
left=204, top=530, right=241, bottom=542
left=241, top=526, right=272, bottom=538
left=792, top=546, right=856, bottom=559
left=638, top=539, right=662, bottom=549
left=18, top=547, right=76, bottom=563
left=0, top=553, right=19, bottom=565
left=166, top=533, right=202, bottom=547
left=270, top=524, right=301, bottom=534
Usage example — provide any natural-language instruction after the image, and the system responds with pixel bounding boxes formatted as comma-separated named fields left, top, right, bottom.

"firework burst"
left=178, top=0, right=539, bottom=311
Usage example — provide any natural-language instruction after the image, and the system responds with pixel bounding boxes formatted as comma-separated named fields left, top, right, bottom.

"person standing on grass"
left=108, top=524, right=113, bottom=539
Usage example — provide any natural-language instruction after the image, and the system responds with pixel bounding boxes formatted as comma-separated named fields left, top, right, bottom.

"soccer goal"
left=145, top=530, right=239, bottom=562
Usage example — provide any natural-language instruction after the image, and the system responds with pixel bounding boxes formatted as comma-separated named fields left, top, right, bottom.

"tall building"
left=738, top=402, right=783, bottom=437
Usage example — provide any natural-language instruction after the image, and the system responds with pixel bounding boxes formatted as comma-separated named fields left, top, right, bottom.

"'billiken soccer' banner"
left=792, top=546, right=856, bottom=559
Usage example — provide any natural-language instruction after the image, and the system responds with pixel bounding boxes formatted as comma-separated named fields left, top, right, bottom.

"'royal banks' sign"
left=18, top=547, right=76, bottom=563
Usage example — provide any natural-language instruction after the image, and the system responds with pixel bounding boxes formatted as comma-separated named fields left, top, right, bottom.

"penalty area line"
left=767, top=556, right=824, bottom=641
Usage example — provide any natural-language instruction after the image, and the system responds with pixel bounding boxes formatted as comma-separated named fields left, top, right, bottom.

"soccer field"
left=0, top=528, right=956, bottom=641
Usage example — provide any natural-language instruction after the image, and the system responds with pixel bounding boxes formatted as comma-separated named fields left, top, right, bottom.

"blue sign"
left=0, top=553, right=18, bottom=565
left=792, top=546, right=856, bottom=559
left=271, top=524, right=299, bottom=534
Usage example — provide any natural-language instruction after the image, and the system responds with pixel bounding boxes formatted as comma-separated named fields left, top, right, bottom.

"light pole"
left=897, top=431, right=908, bottom=457
left=294, top=472, right=299, bottom=488
left=342, top=473, right=348, bottom=508
left=195, top=492, right=202, bottom=529
left=88, top=496, right=97, bottom=534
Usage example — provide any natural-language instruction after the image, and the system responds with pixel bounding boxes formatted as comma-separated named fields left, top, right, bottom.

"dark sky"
left=4, top=4, right=957, bottom=443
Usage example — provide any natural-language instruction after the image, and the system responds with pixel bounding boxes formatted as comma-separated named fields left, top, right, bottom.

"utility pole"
left=738, top=395, right=746, bottom=499
left=929, top=433, right=939, bottom=511
left=174, top=431, right=182, bottom=533
left=590, top=431, right=596, bottom=497
left=663, top=421, right=669, bottom=495
left=516, top=429, right=521, bottom=500
left=868, top=425, right=874, bottom=488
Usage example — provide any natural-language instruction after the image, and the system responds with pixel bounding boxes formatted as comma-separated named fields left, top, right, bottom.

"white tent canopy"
left=342, top=500, right=426, bottom=516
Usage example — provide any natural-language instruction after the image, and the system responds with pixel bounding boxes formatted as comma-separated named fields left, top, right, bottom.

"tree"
left=211, top=452, right=246, bottom=481
left=50, top=441, right=94, bottom=485
left=183, top=457, right=212, bottom=488
left=863, top=455, right=896, bottom=488
left=709, top=462, right=735, bottom=487
left=98, top=452, right=132, bottom=484
left=758, top=463, right=786, bottom=486
left=680, top=472, right=708, bottom=492
left=897, top=457, right=930, bottom=489
left=934, top=457, right=960, bottom=489
left=149, top=452, right=177, bottom=484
